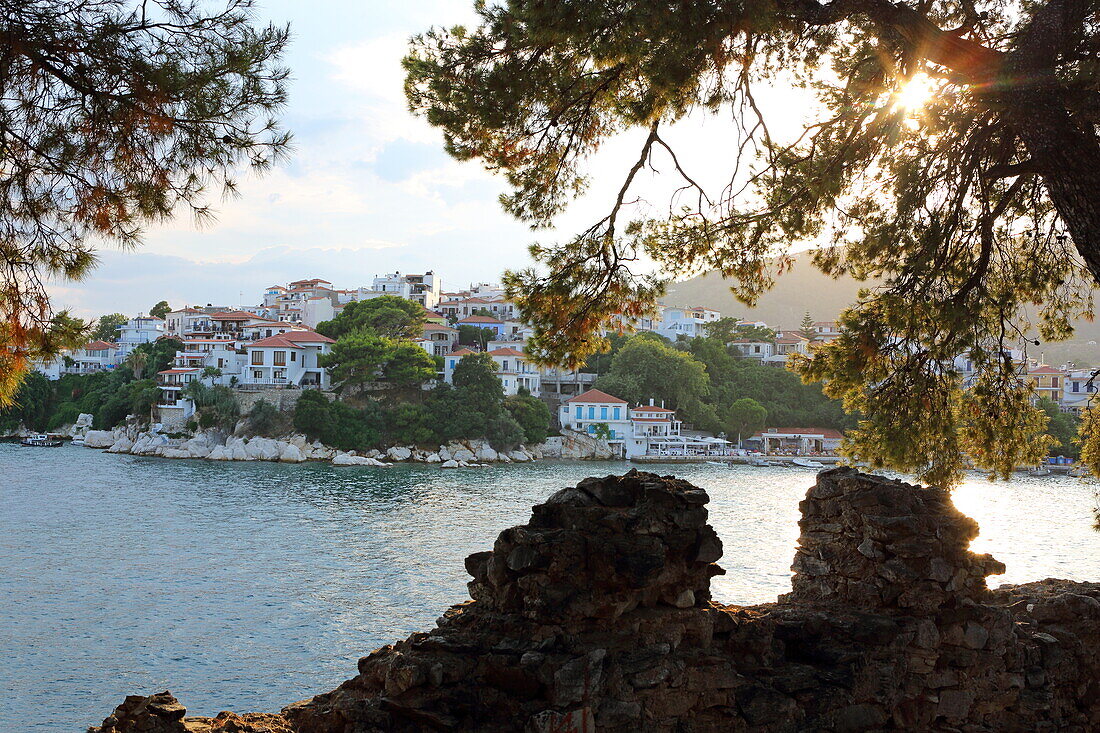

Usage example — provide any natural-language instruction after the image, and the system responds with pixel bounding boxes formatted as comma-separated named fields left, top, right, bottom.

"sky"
left=48, top=0, right=812, bottom=318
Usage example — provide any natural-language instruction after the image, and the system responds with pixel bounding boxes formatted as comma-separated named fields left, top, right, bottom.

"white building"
left=730, top=338, right=774, bottom=360
left=37, top=340, right=122, bottom=379
left=155, top=367, right=201, bottom=429
left=486, top=347, right=541, bottom=396
left=558, top=389, right=631, bottom=447
left=1062, top=370, right=1098, bottom=414
left=115, top=315, right=165, bottom=359
left=418, top=323, right=460, bottom=357
left=242, top=330, right=335, bottom=388
left=370, top=271, right=442, bottom=310
left=655, top=305, right=722, bottom=340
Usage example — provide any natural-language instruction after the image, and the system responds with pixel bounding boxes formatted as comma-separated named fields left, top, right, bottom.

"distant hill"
left=663, top=252, right=1100, bottom=368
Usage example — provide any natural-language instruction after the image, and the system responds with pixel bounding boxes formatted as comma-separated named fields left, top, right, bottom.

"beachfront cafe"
left=745, top=427, right=843, bottom=456
left=640, top=435, right=736, bottom=458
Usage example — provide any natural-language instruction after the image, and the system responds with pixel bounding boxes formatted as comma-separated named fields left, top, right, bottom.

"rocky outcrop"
left=92, top=468, right=1100, bottom=731
left=540, top=431, right=615, bottom=460
left=91, top=690, right=291, bottom=733
left=82, top=426, right=542, bottom=468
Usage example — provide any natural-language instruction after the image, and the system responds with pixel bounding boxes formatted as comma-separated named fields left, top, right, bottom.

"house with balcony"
left=418, top=323, right=460, bottom=357
left=486, top=347, right=541, bottom=396
left=155, top=367, right=202, bottom=429
left=1061, top=369, right=1098, bottom=414
left=558, top=389, right=631, bottom=449
left=164, top=307, right=214, bottom=338
left=763, top=333, right=811, bottom=366
left=37, top=340, right=122, bottom=378
left=1027, top=364, right=1066, bottom=404
left=115, top=315, right=165, bottom=359
left=242, top=330, right=335, bottom=388
left=730, top=338, right=774, bottom=360
left=455, top=314, right=508, bottom=338
left=654, top=305, right=722, bottom=340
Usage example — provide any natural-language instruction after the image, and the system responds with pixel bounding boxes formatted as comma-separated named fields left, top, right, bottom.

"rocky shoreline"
left=89, top=468, right=1099, bottom=732
left=67, top=419, right=617, bottom=468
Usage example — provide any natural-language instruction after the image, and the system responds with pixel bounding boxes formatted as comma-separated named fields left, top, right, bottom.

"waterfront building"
left=1061, top=369, right=1098, bottom=414
left=730, top=338, right=774, bottom=360
left=746, top=427, right=843, bottom=455
left=558, top=389, right=632, bottom=448
left=154, top=367, right=202, bottom=428
left=242, top=330, right=335, bottom=388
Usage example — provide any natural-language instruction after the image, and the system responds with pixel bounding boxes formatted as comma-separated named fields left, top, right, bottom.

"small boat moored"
left=791, top=457, right=826, bottom=469
left=20, top=434, right=63, bottom=447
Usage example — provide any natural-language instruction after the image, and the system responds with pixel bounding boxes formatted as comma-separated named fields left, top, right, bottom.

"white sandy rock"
left=83, top=430, right=116, bottom=449
left=279, top=444, right=305, bottom=463
left=207, top=445, right=230, bottom=461
left=452, top=449, right=475, bottom=462
left=387, top=446, right=412, bottom=461
left=509, top=450, right=531, bottom=462
left=441, top=459, right=459, bottom=469
left=476, top=446, right=499, bottom=462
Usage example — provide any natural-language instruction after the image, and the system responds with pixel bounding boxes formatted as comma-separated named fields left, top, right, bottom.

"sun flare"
left=894, top=72, right=936, bottom=113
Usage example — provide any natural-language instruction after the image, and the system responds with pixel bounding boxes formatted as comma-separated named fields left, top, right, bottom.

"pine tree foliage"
left=1, top=0, right=290, bottom=402
left=406, top=0, right=1100, bottom=484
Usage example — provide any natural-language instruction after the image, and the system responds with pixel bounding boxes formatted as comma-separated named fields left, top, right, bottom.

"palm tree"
left=126, top=350, right=148, bottom=380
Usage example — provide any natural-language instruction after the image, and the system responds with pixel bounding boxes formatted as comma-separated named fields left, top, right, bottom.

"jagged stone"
left=93, top=469, right=1100, bottom=732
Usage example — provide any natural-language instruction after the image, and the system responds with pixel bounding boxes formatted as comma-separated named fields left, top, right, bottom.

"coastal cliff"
left=90, top=468, right=1100, bottom=732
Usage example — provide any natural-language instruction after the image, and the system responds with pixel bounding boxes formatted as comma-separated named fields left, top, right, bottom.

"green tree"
left=317, top=296, right=426, bottom=340
left=382, top=342, right=438, bottom=388
left=149, top=301, right=171, bottom=319
left=799, top=313, right=816, bottom=341
left=722, top=398, right=768, bottom=446
left=3, top=1, right=290, bottom=404
left=293, top=391, right=334, bottom=442
left=322, top=333, right=392, bottom=392
left=132, top=338, right=184, bottom=377
left=505, top=389, right=552, bottom=445
left=125, top=350, right=148, bottom=380
left=407, top=1, right=1100, bottom=484
left=93, top=314, right=128, bottom=342
left=0, top=372, right=54, bottom=432
left=457, top=324, right=495, bottom=349
left=386, top=403, right=436, bottom=446
left=245, top=399, right=282, bottom=436
left=1038, top=398, right=1081, bottom=459
left=595, top=337, right=710, bottom=419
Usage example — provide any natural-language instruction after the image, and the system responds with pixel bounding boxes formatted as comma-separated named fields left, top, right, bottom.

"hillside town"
left=29, top=270, right=1095, bottom=463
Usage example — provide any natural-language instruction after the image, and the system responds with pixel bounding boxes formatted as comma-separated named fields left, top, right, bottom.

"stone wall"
left=90, top=468, right=1100, bottom=733
left=233, top=388, right=335, bottom=414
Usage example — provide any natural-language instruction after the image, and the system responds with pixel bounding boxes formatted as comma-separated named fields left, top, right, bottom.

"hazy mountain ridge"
left=663, top=252, right=1100, bottom=368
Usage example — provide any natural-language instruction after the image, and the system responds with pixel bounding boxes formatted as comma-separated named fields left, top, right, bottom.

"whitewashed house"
left=242, top=330, right=335, bottom=388
left=558, top=389, right=631, bottom=449
left=37, top=340, right=122, bottom=378
left=155, top=367, right=202, bottom=429
left=115, top=315, right=165, bottom=359
left=486, top=347, right=541, bottom=396
left=1062, top=370, right=1098, bottom=414
left=655, top=305, right=722, bottom=340
left=730, top=338, right=774, bottom=360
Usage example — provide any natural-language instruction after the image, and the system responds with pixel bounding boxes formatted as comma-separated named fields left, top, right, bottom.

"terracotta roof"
left=751, top=427, right=844, bottom=440
left=775, top=336, right=806, bottom=344
left=632, top=417, right=674, bottom=422
left=208, top=310, right=256, bottom=320
left=487, top=347, right=526, bottom=357
left=157, top=368, right=201, bottom=375
left=423, top=323, right=458, bottom=332
left=248, top=335, right=306, bottom=349
left=566, top=388, right=628, bottom=404
left=1029, top=365, right=1064, bottom=375
left=458, top=315, right=504, bottom=324
left=449, top=347, right=477, bottom=357
left=266, top=285, right=286, bottom=290
left=633, top=406, right=675, bottom=413
left=84, top=340, right=118, bottom=350
left=280, top=330, right=335, bottom=344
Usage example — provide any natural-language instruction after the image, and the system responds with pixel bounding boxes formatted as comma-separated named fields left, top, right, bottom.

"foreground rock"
left=92, top=468, right=1100, bottom=731
left=91, top=690, right=291, bottom=732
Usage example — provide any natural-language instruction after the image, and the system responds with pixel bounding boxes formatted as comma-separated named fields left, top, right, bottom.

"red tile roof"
left=487, top=347, right=526, bottom=357
left=208, top=310, right=257, bottom=320
left=566, top=388, right=628, bottom=404
left=633, top=406, right=675, bottom=413
left=458, top=315, right=504, bottom=324
left=1029, top=365, right=1064, bottom=375
left=280, top=330, right=335, bottom=344
left=449, top=347, right=477, bottom=357
left=84, top=340, right=118, bottom=350
left=157, top=368, right=201, bottom=375
left=248, top=330, right=334, bottom=349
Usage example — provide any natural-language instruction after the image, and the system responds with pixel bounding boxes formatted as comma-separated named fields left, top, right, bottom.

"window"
left=253, top=370, right=263, bottom=379
left=502, top=360, right=509, bottom=371
left=1073, top=382, right=1080, bottom=393
left=588, top=406, right=595, bottom=419
left=274, top=351, right=286, bottom=366
left=575, top=406, right=582, bottom=419
left=613, top=407, right=620, bottom=420
left=1051, top=377, right=1059, bottom=388
left=291, top=352, right=296, bottom=362
left=600, top=406, right=608, bottom=420
left=251, top=351, right=264, bottom=365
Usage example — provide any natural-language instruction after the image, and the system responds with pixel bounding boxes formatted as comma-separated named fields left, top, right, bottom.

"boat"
left=1068, top=466, right=1089, bottom=478
left=20, top=434, right=63, bottom=447
left=791, top=458, right=826, bottom=469
left=747, top=457, right=772, bottom=467
left=1028, top=465, right=1052, bottom=477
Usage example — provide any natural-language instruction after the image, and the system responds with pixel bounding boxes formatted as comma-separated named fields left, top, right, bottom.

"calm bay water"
left=1, top=443, right=1098, bottom=731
